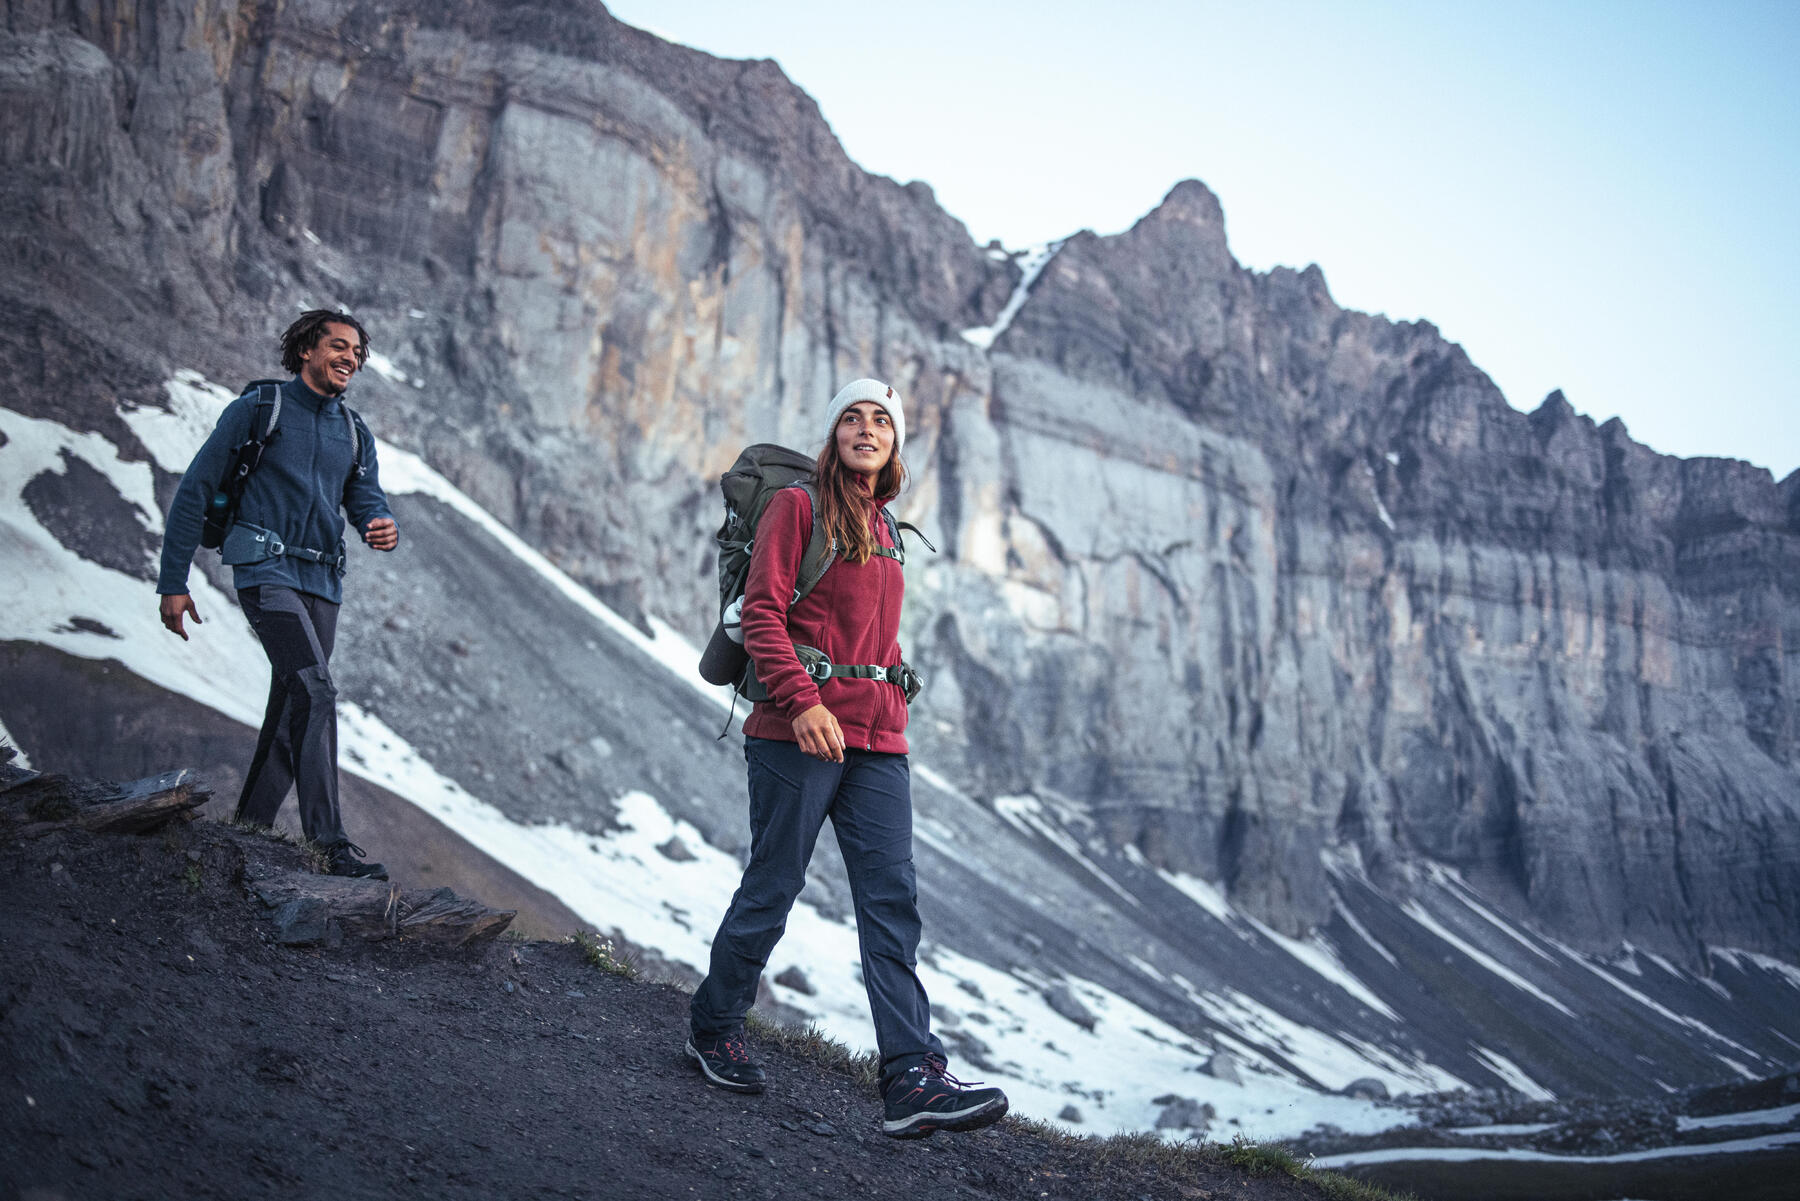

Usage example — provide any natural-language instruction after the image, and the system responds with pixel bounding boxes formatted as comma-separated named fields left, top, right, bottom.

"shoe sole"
left=882, top=1093, right=1009, bottom=1139
left=685, top=1040, right=765, bottom=1095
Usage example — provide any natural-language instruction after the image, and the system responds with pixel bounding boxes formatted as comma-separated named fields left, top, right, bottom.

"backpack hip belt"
left=220, top=522, right=348, bottom=574
left=775, top=645, right=923, bottom=704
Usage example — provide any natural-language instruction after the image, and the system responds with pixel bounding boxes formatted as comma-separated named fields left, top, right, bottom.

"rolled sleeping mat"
left=698, top=597, right=748, bottom=686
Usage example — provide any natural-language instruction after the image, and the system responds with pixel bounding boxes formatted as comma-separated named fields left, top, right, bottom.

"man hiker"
left=155, top=309, right=398, bottom=879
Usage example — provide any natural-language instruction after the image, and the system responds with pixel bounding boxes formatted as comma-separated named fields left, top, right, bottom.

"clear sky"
left=606, top=1, right=1799, bottom=481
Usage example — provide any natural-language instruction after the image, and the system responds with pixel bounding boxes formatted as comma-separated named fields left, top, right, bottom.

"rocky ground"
left=0, top=760, right=1377, bottom=1201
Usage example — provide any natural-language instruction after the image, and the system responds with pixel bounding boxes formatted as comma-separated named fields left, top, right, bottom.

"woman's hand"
left=792, top=704, right=845, bottom=763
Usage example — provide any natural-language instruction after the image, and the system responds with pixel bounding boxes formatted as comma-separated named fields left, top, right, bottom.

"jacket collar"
left=284, top=374, right=342, bottom=412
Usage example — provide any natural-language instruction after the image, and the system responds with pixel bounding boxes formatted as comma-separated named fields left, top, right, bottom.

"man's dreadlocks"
left=280, top=309, right=370, bottom=375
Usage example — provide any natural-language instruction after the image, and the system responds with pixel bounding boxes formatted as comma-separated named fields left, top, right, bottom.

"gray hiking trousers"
left=233, top=585, right=348, bottom=847
left=691, top=737, right=946, bottom=1093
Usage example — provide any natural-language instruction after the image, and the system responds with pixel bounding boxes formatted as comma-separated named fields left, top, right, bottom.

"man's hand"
left=159, top=594, right=201, bottom=641
left=362, top=517, right=399, bottom=551
left=792, top=703, right=845, bottom=763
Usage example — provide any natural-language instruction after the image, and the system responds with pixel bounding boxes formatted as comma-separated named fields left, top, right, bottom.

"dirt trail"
left=0, top=816, right=1339, bottom=1201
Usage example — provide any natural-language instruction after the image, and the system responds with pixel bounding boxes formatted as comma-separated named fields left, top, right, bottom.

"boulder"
left=1343, top=1077, right=1390, bottom=1101
left=1044, top=983, right=1097, bottom=1031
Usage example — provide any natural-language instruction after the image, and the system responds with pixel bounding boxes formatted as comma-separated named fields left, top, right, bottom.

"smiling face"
left=834, top=400, right=896, bottom=481
left=298, top=321, right=365, bottom=397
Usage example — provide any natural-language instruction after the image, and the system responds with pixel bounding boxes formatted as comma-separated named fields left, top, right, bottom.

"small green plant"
left=181, top=862, right=203, bottom=892
left=1216, top=1132, right=1305, bottom=1175
left=570, top=930, right=639, bottom=980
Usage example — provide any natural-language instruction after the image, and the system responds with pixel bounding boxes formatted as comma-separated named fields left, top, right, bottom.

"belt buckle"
left=268, top=536, right=285, bottom=556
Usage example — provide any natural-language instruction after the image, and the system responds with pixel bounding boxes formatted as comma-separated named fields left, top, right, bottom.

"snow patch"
left=1402, top=900, right=1575, bottom=1016
left=364, top=351, right=424, bottom=390
left=992, top=794, right=1139, bottom=907
left=1446, top=1122, right=1557, bottom=1136
left=1314, top=1131, right=1800, bottom=1168
left=1333, top=897, right=1400, bottom=968
left=1155, top=863, right=1241, bottom=929
left=1711, top=946, right=1800, bottom=991
left=1240, top=914, right=1399, bottom=1021
left=1470, top=1046, right=1557, bottom=1101
left=0, top=715, right=32, bottom=769
left=0, top=403, right=270, bottom=728
left=1362, top=463, right=1395, bottom=530
left=962, top=241, right=1063, bottom=350
left=1678, top=1102, right=1800, bottom=1131
left=1548, top=936, right=1768, bottom=1062
left=1173, top=980, right=1467, bottom=1097
left=374, top=439, right=733, bottom=718
left=124, top=370, right=238, bottom=471
left=1433, top=864, right=1558, bottom=964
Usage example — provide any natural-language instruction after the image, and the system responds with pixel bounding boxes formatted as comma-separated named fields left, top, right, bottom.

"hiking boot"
left=324, top=842, right=388, bottom=880
left=881, top=1056, right=1008, bottom=1139
left=686, top=1032, right=765, bottom=1094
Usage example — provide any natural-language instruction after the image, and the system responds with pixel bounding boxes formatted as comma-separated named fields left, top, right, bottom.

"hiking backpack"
left=697, top=442, right=928, bottom=701
left=199, top=379, right=365, bottom=549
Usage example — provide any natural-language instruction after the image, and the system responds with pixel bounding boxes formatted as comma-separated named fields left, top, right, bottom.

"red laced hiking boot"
left=686, top=1032, right=766, bottom=1094
left=881, top=1056, right=1008, bottom=1139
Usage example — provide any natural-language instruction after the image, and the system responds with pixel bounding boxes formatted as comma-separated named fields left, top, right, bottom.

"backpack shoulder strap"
left=342, top=403, right=365, bottom=477
left=789, top=481, right=835, bottom=605
left=246, top=380, right=283, bottom=441
left=874, top=507, right=905, bottom=565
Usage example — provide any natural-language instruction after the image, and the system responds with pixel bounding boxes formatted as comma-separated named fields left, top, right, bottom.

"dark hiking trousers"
left=691, top=737, right=947, bottom=1093
left=233, top=585, right=348, bottom=847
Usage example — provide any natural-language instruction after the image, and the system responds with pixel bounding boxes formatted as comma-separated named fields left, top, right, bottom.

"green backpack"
left=698, top=443, right=927, bottom=704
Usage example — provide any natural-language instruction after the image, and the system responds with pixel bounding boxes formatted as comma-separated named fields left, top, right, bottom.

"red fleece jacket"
left=740, top=483, right=909, bottom=754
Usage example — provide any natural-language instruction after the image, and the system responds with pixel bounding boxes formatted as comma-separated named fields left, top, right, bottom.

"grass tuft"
left=227, top=819, right=335, bottom=871
left=743, top=1013, right=881, bottom=1089
left=569, top=930, right=640, bottom=980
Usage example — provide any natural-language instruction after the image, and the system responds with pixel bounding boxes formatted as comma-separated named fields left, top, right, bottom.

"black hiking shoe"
left=882, top=1057, right=1008, bottom=1139
left=686, top=1032, right=765, bottom=1094
left=324, top=842, right=388, bottom=881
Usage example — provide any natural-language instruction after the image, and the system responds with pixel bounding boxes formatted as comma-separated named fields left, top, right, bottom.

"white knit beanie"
left=824, top=378, right=905, bottom=457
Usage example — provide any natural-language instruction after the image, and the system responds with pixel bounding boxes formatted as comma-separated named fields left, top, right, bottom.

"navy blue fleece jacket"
left=157, top=377, right=392, bottom=604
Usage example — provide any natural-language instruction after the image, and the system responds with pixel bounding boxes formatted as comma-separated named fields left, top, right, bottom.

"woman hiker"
left=685, top=379, right=1009, bottom=1139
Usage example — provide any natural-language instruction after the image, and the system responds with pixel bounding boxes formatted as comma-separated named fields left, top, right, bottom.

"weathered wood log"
left=249, top=869, right=400, bottom=943
left=398, top=886, right=516, bottom=948
left=247, top=871, right=514, bottom=947
left=4, top=769, right=209, bottom=838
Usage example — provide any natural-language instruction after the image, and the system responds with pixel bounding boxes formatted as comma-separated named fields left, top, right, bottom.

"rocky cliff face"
left=3, top=0, right=1795, bottom=969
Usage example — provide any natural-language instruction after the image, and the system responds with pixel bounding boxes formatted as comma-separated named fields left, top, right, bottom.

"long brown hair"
left=814, top=437, right=907, bottom=565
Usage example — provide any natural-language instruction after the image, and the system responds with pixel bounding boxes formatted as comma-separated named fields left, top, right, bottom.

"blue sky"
left=606, top=1, right=1800, bottom=480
